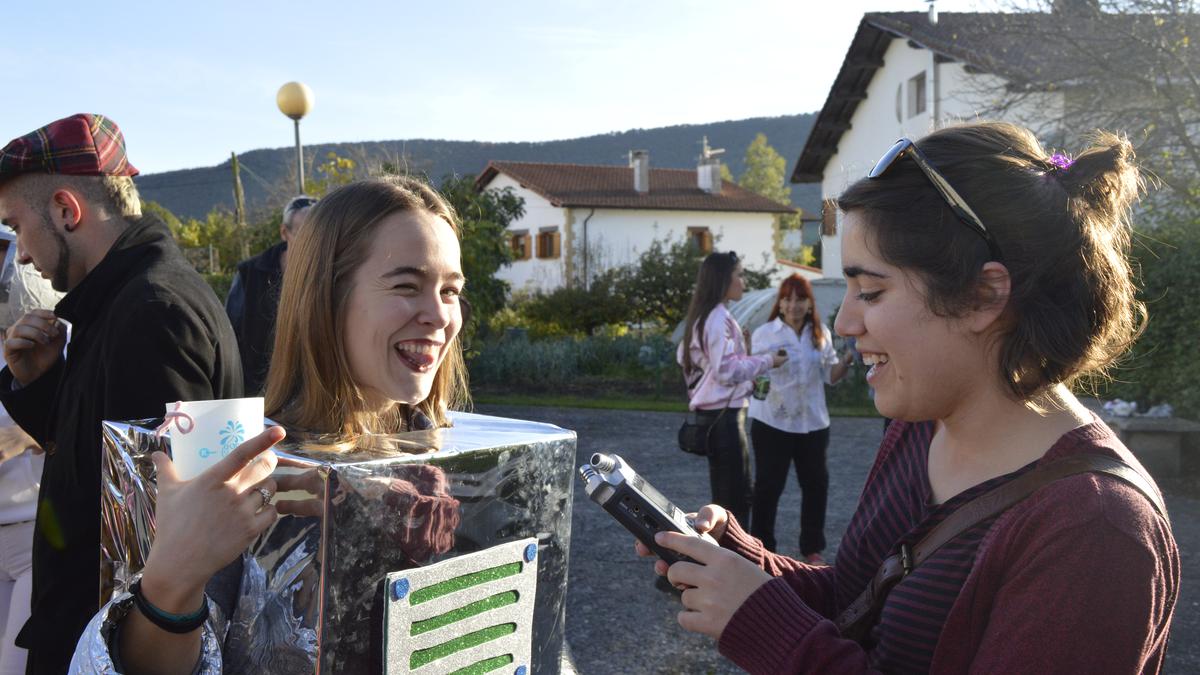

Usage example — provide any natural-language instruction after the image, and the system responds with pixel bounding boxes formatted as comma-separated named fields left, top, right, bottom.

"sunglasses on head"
left=285, top=197, right=318, bottom=213
left=869, top=138, right=1002, bottom=261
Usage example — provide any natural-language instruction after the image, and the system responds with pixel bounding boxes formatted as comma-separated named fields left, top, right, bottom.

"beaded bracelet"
left=130, top=579, right=209, bottom=634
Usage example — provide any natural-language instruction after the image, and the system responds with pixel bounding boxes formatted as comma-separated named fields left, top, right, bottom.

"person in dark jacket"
left=0, top=113, right=243, bottom=675
left=225, top=195, right=316, bottom=394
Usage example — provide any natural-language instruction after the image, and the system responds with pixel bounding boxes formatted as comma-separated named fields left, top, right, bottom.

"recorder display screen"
left=631, top=475, right=675, bottom=517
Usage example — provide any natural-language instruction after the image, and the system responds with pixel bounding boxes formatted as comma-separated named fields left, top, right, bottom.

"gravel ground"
left=477, top=405, right=1199, bottom=675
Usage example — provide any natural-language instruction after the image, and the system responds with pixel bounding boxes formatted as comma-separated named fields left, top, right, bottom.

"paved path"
left=478, top=405, right=1199, bottom=675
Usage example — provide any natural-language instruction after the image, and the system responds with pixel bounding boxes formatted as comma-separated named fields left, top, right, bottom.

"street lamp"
left=276, top=81, right=314, bottom=194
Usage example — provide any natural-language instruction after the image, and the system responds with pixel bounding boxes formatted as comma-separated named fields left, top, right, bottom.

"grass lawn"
left=472, top=391, right=880, bottom=418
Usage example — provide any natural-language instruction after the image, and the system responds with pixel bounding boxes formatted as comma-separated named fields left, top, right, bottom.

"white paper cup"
left=166, top=398, right=265, bottom=480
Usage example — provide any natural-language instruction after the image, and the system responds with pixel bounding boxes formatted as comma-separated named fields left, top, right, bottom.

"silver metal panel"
left=100, top=411, right=574, bottom=674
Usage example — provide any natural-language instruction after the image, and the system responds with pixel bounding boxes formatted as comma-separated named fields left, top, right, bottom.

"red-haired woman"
left=747, top=274, right=852, bottom=563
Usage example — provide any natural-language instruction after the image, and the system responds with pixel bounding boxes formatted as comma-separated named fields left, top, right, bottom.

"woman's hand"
left=771, top=350, right=789, bottom=368
left=656, top=531, right=772, bottom=639
left=634, top=504, right=730, bottom=575
left=140, top=426, right=286, bottom=604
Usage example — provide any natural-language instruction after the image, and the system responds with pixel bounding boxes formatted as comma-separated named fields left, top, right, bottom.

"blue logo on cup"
left=219, top=420, right=245, bottom=457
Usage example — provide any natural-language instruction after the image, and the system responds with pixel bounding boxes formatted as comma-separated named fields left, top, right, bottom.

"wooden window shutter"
left=552, top=230, right=561, bottom=258
left=821, top=199, right=838, bottom=236
left=522, top=233, right=532, bottom=260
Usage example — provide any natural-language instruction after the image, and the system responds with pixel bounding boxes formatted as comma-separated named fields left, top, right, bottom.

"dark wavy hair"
left=681, top=251, right=740, bottom=376
left=838, top=121, right=1145, bottom=401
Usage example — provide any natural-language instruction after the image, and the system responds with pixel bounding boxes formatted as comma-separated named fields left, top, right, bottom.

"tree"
left=304, top=151, right=360, bottom=197
left=618, top=236, right=705, bottom=328
left=141, top=200, right=183, bottom=232
left=436, top=174, right=525, bottom=342
left=737, top=134, right=809, bottom=264
left=978, top=1, right=1200, bottom=209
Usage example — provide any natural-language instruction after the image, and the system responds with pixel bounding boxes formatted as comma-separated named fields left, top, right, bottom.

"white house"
left=475, top=151, right=794, bottom=293
left=789, top=3, right=1155, bottom=283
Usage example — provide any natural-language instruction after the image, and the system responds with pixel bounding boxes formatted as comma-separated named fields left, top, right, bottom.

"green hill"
left=136, top=113, right=819, bottom=220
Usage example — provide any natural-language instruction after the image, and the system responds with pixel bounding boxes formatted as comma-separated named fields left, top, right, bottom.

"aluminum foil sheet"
left=99, top=411, right=576, bottom=674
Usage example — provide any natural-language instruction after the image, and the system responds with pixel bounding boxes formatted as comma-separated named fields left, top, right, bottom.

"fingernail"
left=654, top=532, right=666, bottom=543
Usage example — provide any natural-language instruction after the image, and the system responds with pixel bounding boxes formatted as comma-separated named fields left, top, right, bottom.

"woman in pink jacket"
left=678, top=251, right=786, bottom=526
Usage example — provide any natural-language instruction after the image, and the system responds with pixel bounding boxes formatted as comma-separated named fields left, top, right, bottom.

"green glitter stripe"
left=410, top=623, right=517, bottom=669
left=410, top=562, right=523, bottom=605
left=448, top=653, right=515, bottom=675
left=411, top=592, right=519, bottom=636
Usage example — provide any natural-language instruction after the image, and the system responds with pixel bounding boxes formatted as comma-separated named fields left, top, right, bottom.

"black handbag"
left=677, top=412, right=716, bottom=456
left=677, top=369, right=736, bottom=457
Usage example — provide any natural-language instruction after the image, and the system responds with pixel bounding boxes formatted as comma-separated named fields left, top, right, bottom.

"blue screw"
left=523, top=543, right=537, bottom=562
left=515, top=667, right=527, bottom=675
left=391, top=578, right=409, bottom=601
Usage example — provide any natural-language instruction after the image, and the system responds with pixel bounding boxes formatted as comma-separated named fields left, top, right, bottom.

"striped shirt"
left=716, top=417, right=1179, bottom=674
left=835, top=421, right=1035, bottom=672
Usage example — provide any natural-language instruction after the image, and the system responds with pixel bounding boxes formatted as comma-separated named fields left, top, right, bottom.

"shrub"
left=1094, top=209, right=1200, bottom=418
left=204, top=272, right=235, bottom=303
left=469, top=333, right=679, bottom=391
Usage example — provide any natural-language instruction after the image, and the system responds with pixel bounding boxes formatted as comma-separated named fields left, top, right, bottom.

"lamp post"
left=276, top=81, right=314, bottom=195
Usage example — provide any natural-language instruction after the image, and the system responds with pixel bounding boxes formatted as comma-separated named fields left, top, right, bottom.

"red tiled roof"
left=475, top=161, right=795, bottom=214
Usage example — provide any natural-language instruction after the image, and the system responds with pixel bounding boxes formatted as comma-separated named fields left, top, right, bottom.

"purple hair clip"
left=1048, top=153, right=1074, bottom=172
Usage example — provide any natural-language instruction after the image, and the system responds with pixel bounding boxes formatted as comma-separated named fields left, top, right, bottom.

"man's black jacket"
left=0, top=215, right=243, bottom=674
left=225, top=240, right=285, bottom=395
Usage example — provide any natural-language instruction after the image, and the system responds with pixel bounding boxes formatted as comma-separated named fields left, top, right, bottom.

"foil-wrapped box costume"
left=80, top=412, right=575, bottom=674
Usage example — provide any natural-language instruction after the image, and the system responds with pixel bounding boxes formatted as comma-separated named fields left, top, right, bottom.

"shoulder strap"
left=834, top=454, right=1166, bottom=642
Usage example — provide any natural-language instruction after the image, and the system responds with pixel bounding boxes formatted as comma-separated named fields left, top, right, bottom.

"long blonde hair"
left=263, top=175, right=470, bottom=437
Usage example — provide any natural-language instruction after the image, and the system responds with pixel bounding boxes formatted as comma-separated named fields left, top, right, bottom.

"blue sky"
left=2, top=0, right=985, bottom=174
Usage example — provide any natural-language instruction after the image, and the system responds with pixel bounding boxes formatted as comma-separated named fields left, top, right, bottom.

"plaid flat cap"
left=0, top=113, right=138, bottom=179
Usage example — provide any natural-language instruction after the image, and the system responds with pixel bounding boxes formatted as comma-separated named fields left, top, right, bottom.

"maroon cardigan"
left=716, top=419, right=1179, bottom=674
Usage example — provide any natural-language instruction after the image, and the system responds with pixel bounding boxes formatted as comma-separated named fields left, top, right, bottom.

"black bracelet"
left=130, top=578, right=209, bottom=634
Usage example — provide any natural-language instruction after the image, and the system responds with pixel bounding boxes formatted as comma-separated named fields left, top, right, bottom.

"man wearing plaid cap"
left=0, top=114, right=243, bottom=674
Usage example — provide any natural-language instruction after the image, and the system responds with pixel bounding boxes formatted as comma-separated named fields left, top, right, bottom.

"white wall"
left=484, top=174, right=568, bottom=291
left=817, top=36, right=1065, bottom=278
left=578, top=208, right=776, bottom=283
left=484, top=172, right=778, bottom=293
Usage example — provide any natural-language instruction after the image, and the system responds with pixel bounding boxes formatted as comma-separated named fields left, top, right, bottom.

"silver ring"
left=258, top=487, right=274, bottom=507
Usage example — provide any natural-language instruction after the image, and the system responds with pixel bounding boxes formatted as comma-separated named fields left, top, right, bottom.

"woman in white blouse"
left=747, top=274, right=852, bottom=563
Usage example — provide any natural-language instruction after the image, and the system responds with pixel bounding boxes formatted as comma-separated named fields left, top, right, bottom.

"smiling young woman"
left=265, top=176, right=470, bottom=438
left=642, top=122, right=1179, bottom=674
left=74, top=176, right=474, bottom=674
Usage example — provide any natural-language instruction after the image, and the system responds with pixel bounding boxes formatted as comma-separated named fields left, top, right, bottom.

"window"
left=510, top=230, right=531, bottom=260
left=536, top=227, right=561, bottom=259
left=687, top=227, right=713, bottom=254
left=907, top=72, right=927, bottom=118
left=821, top=199, right=838, bottom=237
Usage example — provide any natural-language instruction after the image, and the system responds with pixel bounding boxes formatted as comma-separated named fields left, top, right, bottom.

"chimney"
left=927, top=0, right=938, bottom=25
left=697, top=136, right=724, bottom=194
left=697, top=162, right=722, bottom=194
left=629, top=150, right=649, bottom=193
